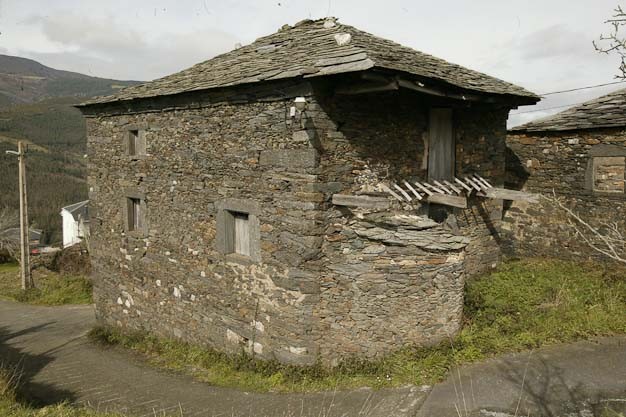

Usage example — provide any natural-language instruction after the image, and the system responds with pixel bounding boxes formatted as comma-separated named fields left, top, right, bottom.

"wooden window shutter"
left=428, top=108, right=455, bottom=182
left=234, top=213, right=250, bottom=256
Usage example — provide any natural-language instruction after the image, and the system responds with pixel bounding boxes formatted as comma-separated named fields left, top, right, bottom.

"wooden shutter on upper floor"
left=428, top=108, right=455, bottom=181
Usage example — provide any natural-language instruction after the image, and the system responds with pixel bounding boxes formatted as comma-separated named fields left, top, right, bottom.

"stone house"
left=77, top=18, right=538, bottom=365
left=505, top=88, right=626, bottom=260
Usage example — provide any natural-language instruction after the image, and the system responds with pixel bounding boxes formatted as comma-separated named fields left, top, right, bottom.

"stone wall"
left=304, top=91, right=509, bottom=362
left=83, top=78, right=513, bottom=365
left=86, top=80, right=325, bottom=365
left=504, top=128, right=626, bottom=260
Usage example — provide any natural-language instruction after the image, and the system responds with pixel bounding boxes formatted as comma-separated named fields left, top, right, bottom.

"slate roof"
left=79, top=18, right=537, bottom=106
left=511, top=88, right=626, bottom=132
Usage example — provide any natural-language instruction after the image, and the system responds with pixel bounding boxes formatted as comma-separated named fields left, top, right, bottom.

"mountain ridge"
left=0, top=54, right=142, bottom=244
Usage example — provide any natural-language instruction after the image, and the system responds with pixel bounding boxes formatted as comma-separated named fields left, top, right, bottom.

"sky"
left=0, top=0, right=624, bottom=126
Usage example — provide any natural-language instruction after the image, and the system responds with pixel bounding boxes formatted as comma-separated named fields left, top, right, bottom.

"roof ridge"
left=79, top=18, right=537, bottom=107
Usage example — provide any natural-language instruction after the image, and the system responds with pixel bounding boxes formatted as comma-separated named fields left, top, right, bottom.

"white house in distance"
left=61, top=200, right=90, bottom=248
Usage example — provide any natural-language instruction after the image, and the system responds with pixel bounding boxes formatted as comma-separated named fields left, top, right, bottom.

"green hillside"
left=0, top=54, right=138, bottom=108
left=0, top=55, right=142, bottom=244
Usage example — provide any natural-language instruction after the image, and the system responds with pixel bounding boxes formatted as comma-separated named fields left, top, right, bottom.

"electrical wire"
left=539, top=80, right=626, bottom=96
left=510, top=102, right=585, bottom=115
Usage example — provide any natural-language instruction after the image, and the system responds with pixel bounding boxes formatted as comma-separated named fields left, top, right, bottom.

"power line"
left=510, top=102, right=585, bottom=115
left=539, top=80, right=626, bottom=96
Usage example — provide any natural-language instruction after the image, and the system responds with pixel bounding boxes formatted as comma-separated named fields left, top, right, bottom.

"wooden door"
left=428, top=108, right=454, bottom=181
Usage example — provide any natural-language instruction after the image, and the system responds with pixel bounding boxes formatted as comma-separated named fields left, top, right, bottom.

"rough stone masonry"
left=78, top=18, right=537, bottom=365
left=81, top=78, right=512, bottom=365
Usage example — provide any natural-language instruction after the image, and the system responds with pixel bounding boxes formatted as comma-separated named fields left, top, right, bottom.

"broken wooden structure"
left=333, top=174, right=538, bottom=211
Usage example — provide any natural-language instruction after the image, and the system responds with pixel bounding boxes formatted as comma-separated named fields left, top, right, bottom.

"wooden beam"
left=478, top=188, right=539, bottom=203
left=433, top=180, right=452, bottom=194
left=426, top=193, right=467, bottom=208
left=392, top=183, right=412, bottom=201
left=403, top=180, right=422, bottom=200
left=414, top=181, right=434, bottom=196
left=335, top=80, right=398, bottom=95
left=397, top=78, right=490, bottom=102
left=455, top=177, right=473, bottom=193
left=332, top=194, right=391, bottom=209
left=379, top=184, right=404, bottom=202
left=443, top=180, right=462, bottom=194
left=464, top=176, right=484, bottom=191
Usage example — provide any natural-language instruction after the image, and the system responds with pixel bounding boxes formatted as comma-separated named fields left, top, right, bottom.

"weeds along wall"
left=504, top=128, right=626, bottom=261
left=82, top=78, right=511, bottom=365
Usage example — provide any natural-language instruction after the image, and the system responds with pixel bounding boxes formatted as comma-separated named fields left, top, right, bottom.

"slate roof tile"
left=80, top=18, right=537, bottom=106
left=512, top=88, right=626, bottom=132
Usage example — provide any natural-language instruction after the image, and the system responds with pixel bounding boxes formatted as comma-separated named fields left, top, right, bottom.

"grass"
left=0, top=262, right=92, bottom=305
left=90, top=258, right=626, bottom=393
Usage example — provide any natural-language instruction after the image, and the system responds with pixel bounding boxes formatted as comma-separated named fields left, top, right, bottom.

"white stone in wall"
left=156, top=279, right=162, bottom=287
left=117, top=297, right=123, bottom=305
left=226, top=329, right=244, bottom=344
left=253, top=342, right=263, bottom=354
left=200, top=271, right=206, bottom=278
left=289, top=346, right=307, bottom=355
left=173, top=287, right=181, bottom=298
left=251, top=320, right=264, bottom=332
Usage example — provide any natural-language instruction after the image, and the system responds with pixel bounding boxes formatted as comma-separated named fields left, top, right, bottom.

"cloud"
left=516, top=24, right=592, bottom=61
left=17, top=11, right=241, bottom=81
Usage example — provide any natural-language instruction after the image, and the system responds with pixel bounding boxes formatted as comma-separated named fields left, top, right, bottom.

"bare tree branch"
left=595, top=6, right=626, bottom=79
left=543, top=192, right=626, bottom=264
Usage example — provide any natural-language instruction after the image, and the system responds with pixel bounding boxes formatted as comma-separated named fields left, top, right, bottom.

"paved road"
left=419, top=336, right=626, bottom=417
left=1, top=299, right=625, bottom=417
left=0, top=300, right=427, bottom=417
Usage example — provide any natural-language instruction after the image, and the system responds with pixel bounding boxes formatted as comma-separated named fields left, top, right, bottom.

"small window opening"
left=593, top=156, right=625, bottom=193
left=127, top=129, right=146, bottom=157
left=231, top=211, right=250, bottom=256
left=127, top=197, right=143, bottom=231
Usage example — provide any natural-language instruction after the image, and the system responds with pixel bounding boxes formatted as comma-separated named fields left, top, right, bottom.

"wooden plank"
left=403, top=181, right=422, bottom=200
left=414, top=181, right=434, bottom=196
left=424, top=182, right=445, bottom=194
left=454, top=177, right=473, bottom=192
left=392, top=183, right=412, bottom=201
left=473, top=175, right=492, bottom=189
left=426, top=193, right=467, bottom=208
left=475, top=174, right=493, bottom=188
left=433, top=180, right=452, bottom=194
left=479, top=188, right=539, bottom=203
left=234, top=214, right=250, bottom=256
left=464, top=176, right=483, bottom=191
left=335, top=80, right=398, bottom=95
left=443, top=180, right=462, bottom=194
left=379, top=184, right=404, bottom=202
left=331, top=194, right=390, bottom=209
left=428, top=108, right=455, bottom=182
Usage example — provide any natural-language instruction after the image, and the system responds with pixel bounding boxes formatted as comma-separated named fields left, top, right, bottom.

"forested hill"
left=0, top=55, right=142, bottom=244
left=0, top=54, right=138, bottom=108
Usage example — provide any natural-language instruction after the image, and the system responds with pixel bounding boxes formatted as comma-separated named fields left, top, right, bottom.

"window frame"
left=585, top=144, right=626, bottom=198
left=122, top=190, right=148, bottom=237
left=215, top=199, right=261, bottom=263
left=125, top=125, right=147, bottom=159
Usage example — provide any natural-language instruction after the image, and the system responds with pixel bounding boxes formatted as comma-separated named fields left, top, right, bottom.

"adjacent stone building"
left=77, top=18, right=538, bottom=365
left=505, top=88, right=626, bottom=260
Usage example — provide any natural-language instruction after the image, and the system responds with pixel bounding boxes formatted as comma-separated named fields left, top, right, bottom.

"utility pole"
left=6, top=141, right=33, bottom=289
